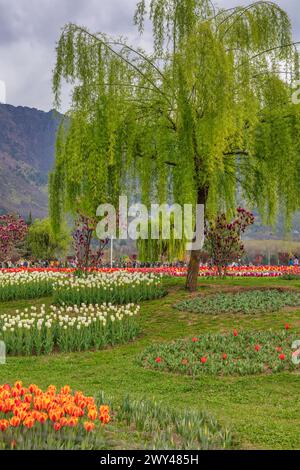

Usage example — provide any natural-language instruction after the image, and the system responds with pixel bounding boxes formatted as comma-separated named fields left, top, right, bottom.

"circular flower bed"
left=0, top=303, right=140, bottom=355
left=53, top=271, right=166, bottom=305
left=176, top=289, right=300, bottom=314
left=140, top=328, right=300, bottom=376
left=0, top=271, right=67, bottom=302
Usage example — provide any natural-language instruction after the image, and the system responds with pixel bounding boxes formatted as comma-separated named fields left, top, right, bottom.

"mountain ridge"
left=0, top=103, right=62, bottom=218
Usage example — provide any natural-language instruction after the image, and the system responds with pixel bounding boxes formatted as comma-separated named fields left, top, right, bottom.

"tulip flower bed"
left=0, top=382, right=232, bottom=450
left=3, top=265, right=300, bottom=277
left=0, top=303, right=140, bottom=355
left=0, top=271, right=67, bottom=302
left=2, top=265, right=300, bottom=278
left=140, top=329, right=299, bottom=376
left=116, top=396, right=233, bottom=449
left=168, top=265, right=300, bottom=278
left=53, top=271, right=165, bottom=305
left=176, top=289, right=300, bottom=315
left=0, top=382, right=111, bottom=450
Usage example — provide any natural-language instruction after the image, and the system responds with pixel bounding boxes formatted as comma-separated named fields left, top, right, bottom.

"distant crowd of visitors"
left=0, top=259, right=188, bottom=269
left=289, top=256, right=299, bottom=266
left=1, top=257, right=300, bottom=269
left=0, top=259, right=71, bottom=269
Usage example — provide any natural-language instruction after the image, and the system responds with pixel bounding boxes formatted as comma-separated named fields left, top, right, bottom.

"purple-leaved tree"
left=72, top=215, right=109, bottom=269
left=204, top=208, right=255, bottom=276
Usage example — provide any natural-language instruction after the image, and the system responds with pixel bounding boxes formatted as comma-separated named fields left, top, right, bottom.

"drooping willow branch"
left=217, top=1, right=286, bottom=35
left=65, top=24, right=171, bottom=105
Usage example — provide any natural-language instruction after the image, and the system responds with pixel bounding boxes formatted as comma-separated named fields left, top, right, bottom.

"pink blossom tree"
left=0, top=214, right=28, bottom=263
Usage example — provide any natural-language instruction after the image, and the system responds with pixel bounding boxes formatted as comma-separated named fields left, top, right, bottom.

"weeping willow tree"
left=50, top=0, right=300, bottom=290
left=137, top=212, right=187, bottom=262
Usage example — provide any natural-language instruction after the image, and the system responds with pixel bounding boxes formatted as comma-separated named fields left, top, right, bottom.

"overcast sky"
left=0, top=0, right=299, bottom=112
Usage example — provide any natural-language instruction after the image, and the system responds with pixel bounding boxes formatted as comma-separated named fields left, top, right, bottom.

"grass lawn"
left=1, top=276, right=300, bottom=449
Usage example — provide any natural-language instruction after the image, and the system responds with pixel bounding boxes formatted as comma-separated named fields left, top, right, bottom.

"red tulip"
left=279, top=353, right=285, bottom=360
left=155, top=357, right=162, bottom=363
left=255, top=345, right=261, bottom=352
left=222, top=353, right=228, bottom=360
left=200, top=357, right=207, bottom=364
left=233, top=330, right=238, bottom=337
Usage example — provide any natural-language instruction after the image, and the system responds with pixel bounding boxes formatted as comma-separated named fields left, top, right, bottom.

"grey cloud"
left=0, top=0, right=299, bottom=112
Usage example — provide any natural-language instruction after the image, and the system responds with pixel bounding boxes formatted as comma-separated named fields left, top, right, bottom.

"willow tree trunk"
left=185, top=187, right=207, bottom=291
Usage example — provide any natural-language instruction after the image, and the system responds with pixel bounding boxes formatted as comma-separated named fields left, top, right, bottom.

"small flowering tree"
left=72, top=215, right=109, bottom=269
left=204, top=208, right=254, bottom=276
left=0, top=214, right=28, bottom=263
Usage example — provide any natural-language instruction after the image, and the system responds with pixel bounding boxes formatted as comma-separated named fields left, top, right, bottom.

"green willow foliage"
left=137, top=213, right=187, bottom=261
left=50, top=0, right=300, bottom=255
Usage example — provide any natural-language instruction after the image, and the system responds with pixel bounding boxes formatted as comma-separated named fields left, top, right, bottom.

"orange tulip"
left=77, top=400, right=86, bottom=410
left=47, top=385, right=57, bottom=395
left=84, top=421, right=95, bottom=432
left=24, top=394, right=32, bottom=404
left=14, top=381, right=23, bottom=390
left=88, top=408, right=98, bottom=421
left=61, top=385, right=71, bottom=395
left=3, top=398, right=14, bottom=412
left=67, top=417, right=78, bottom=427
left=99, top=405, right=109, bottom=415
left=36, top=412, right=48, bottom=424
left=29, top=384, right=38, bottom=394
left=0, top=390, right=10, bottom=401
left=49, top=408, right=64, bottom=423
left=10, top=416, right=21, bottom=427
left=23, top=416, right=35, bottom=429
left=99, top=405, right=110, bottom=425
left=100, top=414, right=110, bottom=425
left=60, top=417, right=68, bottom=427
left=15, top=410, right=27, bottom=421
left=11, top=387, right=21, bottom=398
left=0, top=419, right=9, bottom=431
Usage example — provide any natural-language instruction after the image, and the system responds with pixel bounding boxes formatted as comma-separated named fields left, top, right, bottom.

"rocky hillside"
left=0, top=103, right=62, bottom=218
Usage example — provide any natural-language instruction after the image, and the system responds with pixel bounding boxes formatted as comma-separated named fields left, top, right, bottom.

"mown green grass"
left=1, top=276, right=300, bottom=449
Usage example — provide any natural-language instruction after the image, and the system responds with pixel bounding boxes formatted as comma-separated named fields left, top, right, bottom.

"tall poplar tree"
left=50, top=0, right=300, bottom=290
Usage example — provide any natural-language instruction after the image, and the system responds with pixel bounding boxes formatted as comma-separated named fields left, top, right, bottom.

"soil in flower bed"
left=175, top=289, right=300, bottom=314
left=140, top=329, right=300, bottom=376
